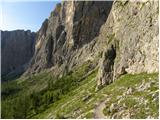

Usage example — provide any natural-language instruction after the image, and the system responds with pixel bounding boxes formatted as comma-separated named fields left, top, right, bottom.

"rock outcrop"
left=96, top=0, right=159, bottom=87
left=24, top=1, right=158, bottom=88
left=25, top=1, right=113, bottom=76
left=1, top=30, right=36, bottom=81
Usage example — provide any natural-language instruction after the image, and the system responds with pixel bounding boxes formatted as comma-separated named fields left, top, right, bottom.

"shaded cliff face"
left=96, top=0, right=159, bottom=87
left=1, top=30, right=36, bottom=81
left=26, top=1, right=113, bottom=75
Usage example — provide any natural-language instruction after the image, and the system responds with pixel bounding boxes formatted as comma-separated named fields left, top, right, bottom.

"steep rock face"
left=25, top=1, right=113, bottom=76
left=25, top=0, right=158, bottom=88
left=1, top=30, right=36, bottom=80
left=97, top=0, right=159, bottom=87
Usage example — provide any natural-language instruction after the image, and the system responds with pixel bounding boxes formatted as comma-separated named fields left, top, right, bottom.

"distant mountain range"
left=1, top=30, right=36, bottom=81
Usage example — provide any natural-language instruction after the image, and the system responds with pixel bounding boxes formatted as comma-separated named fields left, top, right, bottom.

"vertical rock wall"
left=25, top=1, right=113, bottom=76
left=96, top=0, right=159, bottom=87
left=1, top=30, right=36, bottom=80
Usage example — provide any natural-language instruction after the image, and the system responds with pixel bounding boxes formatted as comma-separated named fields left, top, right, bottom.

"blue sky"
left=0, top=0, right=60, bottom=32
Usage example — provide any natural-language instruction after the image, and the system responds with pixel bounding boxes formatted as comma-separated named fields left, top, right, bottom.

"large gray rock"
left=24, top=1, right=158, bottom=89
left=1, top=30, right=36, bottom=81
left=96, top=0, right=159, bottom=87
left=25, top=1, right=113, bottom=76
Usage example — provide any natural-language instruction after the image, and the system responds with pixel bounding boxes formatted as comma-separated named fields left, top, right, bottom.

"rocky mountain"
left=26, top=0, right=158, bottom=86
left=1, top=30, right=36, bottom=81
left=96, top=0, right=159, bottom=88
left=1, top=0, right=159, bottom=119
left=25, top=1, right=113, bottom=77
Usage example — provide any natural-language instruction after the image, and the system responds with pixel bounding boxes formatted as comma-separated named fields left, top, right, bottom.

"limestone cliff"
left=96, top=0, right=159, bottom=87
left=25, top=0, right=158, bottom=87
left=1, top=1, right=159, bottom=119
left=1, top=30, right=36, bottom=81
left=25, top=1, right=113, bottom=76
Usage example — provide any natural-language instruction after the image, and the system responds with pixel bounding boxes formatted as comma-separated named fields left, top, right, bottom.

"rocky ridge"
left=25, top=0, right=158, bottom=88
left=25, top=1, right=113, bottom=77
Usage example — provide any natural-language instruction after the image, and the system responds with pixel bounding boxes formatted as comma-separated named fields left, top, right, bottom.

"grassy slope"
left=2, top=61, right=158, bottom=119
left=32, top=73, right=159, bottom=119
left=1, top=71, right=53, bottom=118
left=102, top=73, right=159, bottom=119
left=1, top=61, right=96, bottom=118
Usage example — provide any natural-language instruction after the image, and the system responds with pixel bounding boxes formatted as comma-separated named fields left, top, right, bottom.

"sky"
left=0, top=0, right=60, bottom=32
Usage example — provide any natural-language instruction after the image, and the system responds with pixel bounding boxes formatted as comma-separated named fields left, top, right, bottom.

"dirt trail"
left=94, top=100, right=108, bottom=119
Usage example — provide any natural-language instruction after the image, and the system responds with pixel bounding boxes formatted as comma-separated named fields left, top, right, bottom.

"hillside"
left=1, top=0, right=159, bottom=119
left=33, top=72, right=158, bottom=119
left=2, top=64, right=158, bottom=118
